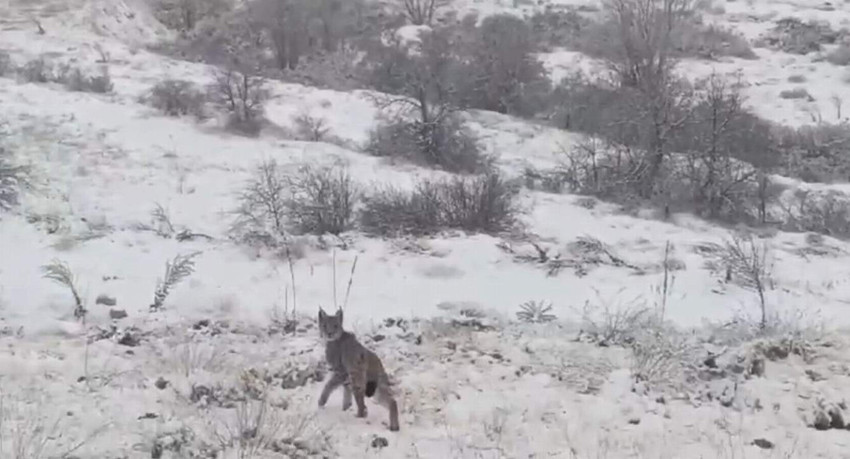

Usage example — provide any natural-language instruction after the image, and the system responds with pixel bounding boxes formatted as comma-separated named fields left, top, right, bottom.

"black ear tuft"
left=318, top=308, right=326, bottom=322
left=336, top=308, right=343, bottom=322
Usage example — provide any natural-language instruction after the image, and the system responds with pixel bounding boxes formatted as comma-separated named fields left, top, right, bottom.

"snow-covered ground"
left=2, top=0, right=850, bottom=457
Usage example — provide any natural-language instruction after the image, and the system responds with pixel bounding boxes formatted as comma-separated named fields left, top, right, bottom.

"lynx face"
left=318, top=308, right=344, bottom=341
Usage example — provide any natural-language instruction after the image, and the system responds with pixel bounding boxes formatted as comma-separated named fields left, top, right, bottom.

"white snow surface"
left=2, top=0, right=850, bottom=458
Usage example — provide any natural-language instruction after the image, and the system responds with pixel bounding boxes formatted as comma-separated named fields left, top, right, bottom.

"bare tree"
left=722, top=232, right=772, bottom=331
left=602, top=0, right=694, bottom=197
left=252, top=0, right=309, bottom=70
left=401, top=0, right=448, bottom=26
left=154, top=0, right=231, bottom=31
left=207, top=66, right=269, bottom=135
left=365, top=30, right=485, bottom=172
left=462, top=14, right=551, bottom=116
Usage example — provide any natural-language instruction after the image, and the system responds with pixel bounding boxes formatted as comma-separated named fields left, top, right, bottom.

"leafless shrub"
left=41, top=260, right=86, bottom=320
left=231, top=160, right=288, bottom=243
left=206, top=67, right=269, bottom=136
left=284, top=164, right=359, bottom=235
left=0, top=146, right=29, bottom=213
left=776, top=123, right=850, bottom=182
left=0, top=397, right=108, bottom=459
left=630, top=322, right=698, bottom=392
left=578, top=290, right=651, bottom=347
left=401, top=0, right=447, bottom=26
left=0, top=51, right=11, bottom=76
left=207, top=397, right=327, bottom=459
left=516, top=300, right=557, bottom=323
left=755, top=17, right=840, bottom=55
left=149, top=252, right=201, bottom=312
left=21, top=57, right=54, bottom=83
left=778, top=189, right=850, bottom=238
left=672, top=23, right=756, bottom=60
left=147, top=79, right=206, bottom=117
left=60, top=66, right=114, bottom=93
left=360, top=172, right=520, bottom=237
left=366, top=116, right=488, bottom=174
left=779, top=87, right=812, bottom=100
left=720, top=232, right=772, bottom=331
left=152, top=0, right=232, bottom=31
left=293, top=113, right=329, bottom=142
left=458, top=14, right=552, bottom=117
left=826, top=43, right=850, bottom=66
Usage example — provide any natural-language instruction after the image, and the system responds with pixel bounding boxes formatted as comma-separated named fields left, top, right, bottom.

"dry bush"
left=401, top=0, right=448, bottom=26
left=359, top=172, right=520, bottom=237
left=827, top=43, right=850, bottom=66
left=777, top=123, right=850, bottom=182
left=779, top=87, right=812, bottom=100
left=60, top=66, right=114, bottom=93
left=283, top=164, right=359, bottom=235
left=516, top=300, right=557, bottom=323
left=231, top=161, right=358, bottom=239
left=41, top=260, right=86, bottom=320
left=720, top=232, right=772, bottom=331
left=231, top=160, right=288, bottom=242
left=672, top=23, right=756, bottom=60
left=293, top=113, right=330, bottom=142
left=206, top=67, right=269, bottom=136
left=152, top=0, right=232, bottom=31
left=630, top=322, right=699, bottom=393
left=366, top=115, right=488, bottom=174
left=578, top=291, right=651, bottom=347
left=0, top=51, right=11, bottom=76
left=778, top=189, right=850, bottom=238
left=458, top=14, right=552, bottom=117
left=0, top=145, right=29, bottom=213
left=755, top=17, right=842, bottom=55
left=20, top=57, right=54, bottom=83
left=530, top=6, right=754, bottom=61
left=147, top=79, right=206, bottom=117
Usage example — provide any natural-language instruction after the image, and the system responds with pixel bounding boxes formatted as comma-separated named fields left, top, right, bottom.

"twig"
left=285, top=243, right=297, bottom=317
left=332, top=248, right=338, bottom=309
left=342, top=255, right=359, bottom=311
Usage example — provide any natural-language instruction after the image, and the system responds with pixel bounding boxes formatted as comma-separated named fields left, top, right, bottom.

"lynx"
left=317, top=308, right=400, bottom=431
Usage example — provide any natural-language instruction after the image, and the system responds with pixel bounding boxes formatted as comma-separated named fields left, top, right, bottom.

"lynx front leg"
left=342, top=381, right=352, bottom=411
left=318, top=372, right=346, bottom=408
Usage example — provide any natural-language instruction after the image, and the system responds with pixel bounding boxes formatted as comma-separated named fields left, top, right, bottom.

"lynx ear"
left=318, top=308, right=326, bottom=321
left=336, top=308, right=343, bottom=321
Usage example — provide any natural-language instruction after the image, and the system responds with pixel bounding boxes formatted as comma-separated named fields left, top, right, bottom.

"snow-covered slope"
left=2, top=0, right=850, bottom=458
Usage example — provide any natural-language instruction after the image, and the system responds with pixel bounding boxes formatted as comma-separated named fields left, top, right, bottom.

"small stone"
left=628, top=417, right=641, bottom=425
left=371, top=436, right=389, bottom=449
left=490, top=352, right=503, bottom=361
left=109, top=309, right=128, bottom=320
left=750, top=358, right=765, bottom=377
left=192, top=319, right=211, bottom=330
left=371, top=334, right=386, bottom=342
left=95, top=294, right=117, bottom=306
left=138, top=412, right=158, bottom=420
left=155, top=377, right=169, bottom=390
left=752, top=438, right=774, bottom=449
left=118, top=331, right=140, bottom=347
left=813, top=411, right=831, bottom=430
left=829, top=407, right=845, bottom=429
left=77, top=376, right=86, bottom=383
left=805, top=369, right=827, bottom=382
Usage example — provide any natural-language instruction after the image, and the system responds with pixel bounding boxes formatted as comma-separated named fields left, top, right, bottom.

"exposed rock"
left=813, top=411, right=831, bottom=430
left=752, top=438, right=774, bottom=449
left=154, top=377, right=169, bottom=390
left=371, top=436, right=389, bottom=449
left=109, top=309, right=128, bottom=320
left=95, top=294, right=117, bottom=306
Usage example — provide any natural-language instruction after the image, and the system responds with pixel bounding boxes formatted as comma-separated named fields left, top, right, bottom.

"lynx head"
left=318, top=307, right=344, bottom=341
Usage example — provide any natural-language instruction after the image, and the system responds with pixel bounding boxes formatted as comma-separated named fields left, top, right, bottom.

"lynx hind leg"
left=375, top=383, right=400, bottom=432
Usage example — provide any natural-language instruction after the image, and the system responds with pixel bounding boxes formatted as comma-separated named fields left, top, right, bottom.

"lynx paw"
left=356, top=408, right=368, bottom=418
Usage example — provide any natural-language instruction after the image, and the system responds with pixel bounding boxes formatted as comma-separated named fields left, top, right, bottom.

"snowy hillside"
left=2, top=0, right=850, bottom=457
